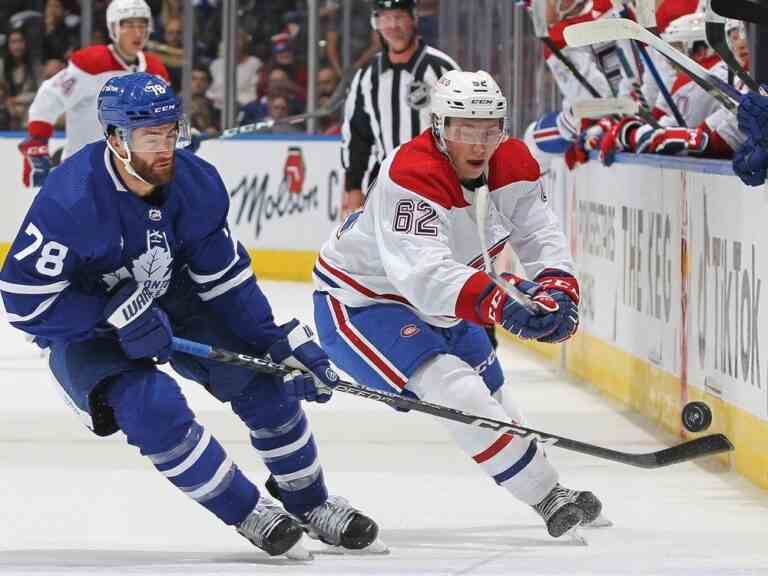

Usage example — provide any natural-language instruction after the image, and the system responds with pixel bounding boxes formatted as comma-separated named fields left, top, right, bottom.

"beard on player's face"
left=132, top=151, right=175, bottom=186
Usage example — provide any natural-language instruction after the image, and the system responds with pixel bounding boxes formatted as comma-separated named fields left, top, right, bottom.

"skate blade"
left=584, top=512, right=613, bottom=529
left=283, top=540, right=313, bottom=561
left=313, top=537, right=390, bottom=556
left=565, top=526, right=588, bottom=546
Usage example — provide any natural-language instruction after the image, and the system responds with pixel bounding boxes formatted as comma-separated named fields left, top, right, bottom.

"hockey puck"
left=681, top=401, right=712, bottom=433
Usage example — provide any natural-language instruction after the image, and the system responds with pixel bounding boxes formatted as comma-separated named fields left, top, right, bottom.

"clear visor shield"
left=124, top=118, right=191, bottom=153
left=443, top=123, right=505, bottom=146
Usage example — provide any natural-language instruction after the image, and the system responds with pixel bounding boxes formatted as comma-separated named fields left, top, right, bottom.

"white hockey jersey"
left=28, top=45, right=170, bottom=159
left=314, top=131, right=574, bottom=328
left=655, top=54, right=728, bottom=129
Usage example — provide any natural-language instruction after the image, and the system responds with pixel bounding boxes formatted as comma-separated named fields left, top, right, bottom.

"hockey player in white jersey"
left=523, top=0, right=642, bottom=168
left=594, top=15, right=751, bottom=165
left=313, top=69, right=602, bottom=539
left=19, top=0, right=170, bottom=188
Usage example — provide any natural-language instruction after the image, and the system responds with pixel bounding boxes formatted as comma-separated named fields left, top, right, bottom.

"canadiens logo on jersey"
left=407, top=81, right=431, bottom=109
left=102, top=230, right=174, bottom=297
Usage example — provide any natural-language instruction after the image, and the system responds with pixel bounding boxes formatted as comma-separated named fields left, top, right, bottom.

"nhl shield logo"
left=148, top=208, right=162, bottom=222
left=407, top=81, right=431, bottom=109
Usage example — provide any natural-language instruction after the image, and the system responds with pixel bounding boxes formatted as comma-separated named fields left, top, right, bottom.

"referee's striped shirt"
left=341, top=39, right=459, bottom=192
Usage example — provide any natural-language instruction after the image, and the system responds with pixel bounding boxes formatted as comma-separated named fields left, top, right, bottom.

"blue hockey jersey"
left=0, top=142, right=282, bottom=348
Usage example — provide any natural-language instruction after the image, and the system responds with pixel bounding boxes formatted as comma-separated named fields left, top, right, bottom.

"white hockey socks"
left=406, top=355, right=557, bottom=505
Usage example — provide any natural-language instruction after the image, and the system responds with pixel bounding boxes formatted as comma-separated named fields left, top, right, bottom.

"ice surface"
left=1, top=281, right=766, bottom=575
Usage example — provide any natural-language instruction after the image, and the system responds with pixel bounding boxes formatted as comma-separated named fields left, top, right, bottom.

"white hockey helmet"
left=726, top=18, right=747, bottom=41
left=430, top=70, right=507, bottom=152
left=107, top=0, right=153, bottom=44
left=660, top=12, right=707, bottom=51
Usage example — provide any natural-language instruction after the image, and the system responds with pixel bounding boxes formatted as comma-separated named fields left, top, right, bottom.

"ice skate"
left=533, top=483, right=602, bottom=540
left=584, top=512, right=613, bottom=528
left=300, top=495, right=388, bottom=554
left=266, top=476, right=388, bottom=554
left=236, top=496, right=308, bottom=559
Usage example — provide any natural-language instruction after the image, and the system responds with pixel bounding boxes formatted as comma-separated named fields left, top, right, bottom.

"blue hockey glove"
left=737, top=90, right=768, bottom=147
left=268, top=319, right=338, bottom=403
left=733, top=140, right=768, bottom=187
left=105, top=281, right=172, bottom=362
left=476, top=273, right=560, bottom=340
left=534, top=270, right=580, bottom=343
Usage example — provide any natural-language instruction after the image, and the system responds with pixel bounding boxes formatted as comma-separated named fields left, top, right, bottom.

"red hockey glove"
left=19, top=137, right=51, bottom=188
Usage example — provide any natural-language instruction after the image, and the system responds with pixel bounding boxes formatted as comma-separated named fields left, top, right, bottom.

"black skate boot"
left=266, top=475, right=386, bottom=553
left=533, top=483, right=602, bottom=538
left=236, top=496, right=305, bottom=556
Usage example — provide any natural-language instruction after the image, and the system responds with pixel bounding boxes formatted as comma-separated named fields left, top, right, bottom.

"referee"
left=341, top=0, right=459, bottom=215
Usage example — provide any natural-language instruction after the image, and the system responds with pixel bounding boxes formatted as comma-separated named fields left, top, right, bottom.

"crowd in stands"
left=0, top=0, right=384, bottom=135
left=0, top=0, right=755, bottom=168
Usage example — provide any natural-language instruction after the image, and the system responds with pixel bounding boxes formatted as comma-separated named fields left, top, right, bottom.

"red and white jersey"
left=655, top=55, right=728, bottom=129
left=545, top=0, right=636, bottom=106
left=315, top=131, right=574, bottom=328
left=28, top=44, right=170, bottom=159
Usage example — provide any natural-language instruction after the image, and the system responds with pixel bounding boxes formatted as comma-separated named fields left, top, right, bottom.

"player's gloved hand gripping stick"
left=474, top=182, right=545, bottom=315
left=170, top=337, right=734, bottom=469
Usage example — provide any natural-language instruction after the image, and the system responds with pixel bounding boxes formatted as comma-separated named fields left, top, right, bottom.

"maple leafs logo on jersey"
left=101, top=230, right=173, bottom=297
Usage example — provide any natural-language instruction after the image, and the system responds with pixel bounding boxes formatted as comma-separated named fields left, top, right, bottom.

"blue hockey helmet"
left=97, top=72, right=190, bottom=150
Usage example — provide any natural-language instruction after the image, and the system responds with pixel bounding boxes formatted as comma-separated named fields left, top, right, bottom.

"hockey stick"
left=563, top=18, right=743, bottom=112
left=170, top=336, right=735, bottom=468
left=200, top=67, right=355, bottom=142
left=572, top=96, right=640, bottom=119
left=712, top=0, right=768, bottom=23
left=529, top=0, right=602, bottom=99
left=614, top=0, right=688, bottom=126
left=705, top=1, right=761, bottom=92
left=529, top=1, right=660, bottom=126
left=475, top=183, right=542, bottom=314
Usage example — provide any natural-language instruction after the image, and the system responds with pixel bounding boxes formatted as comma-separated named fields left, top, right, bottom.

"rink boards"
left=1, top=133, right=767, bottom=492
left=529, top=155, right=768, bottom=491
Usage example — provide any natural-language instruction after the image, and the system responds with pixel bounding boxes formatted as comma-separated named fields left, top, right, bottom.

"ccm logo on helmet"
left=152, top=104, right=177, bottom=113
left=145, top=83, right=168, bottom=96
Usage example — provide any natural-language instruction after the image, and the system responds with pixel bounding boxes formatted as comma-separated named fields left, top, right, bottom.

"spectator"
left=238, top=68, right=303, bottom=128
left=155, top=15, right=183, bottom=91
left=1, top=30, right=39, bottom=128
left=238, top=0, right=299, bottom=63
left=0, top=80, right=12, bottom=131
left=265, top=92, right=302, bottom=133
left=258, top=32, right=307, bottom=101
left=317, top=66, right=338, bottom=98
left=43, top=0, right=79, bottom=61
left=207, top=29, right=263, bottom=110
left=190, top=66, right=220, bottom=132
left=317, top=94, right=341, bottom=135
left=189, top=94, right=219, bottom=136
left=41, top=58, right=65, bottom=81
left=321, top=0, right=380, bottom=77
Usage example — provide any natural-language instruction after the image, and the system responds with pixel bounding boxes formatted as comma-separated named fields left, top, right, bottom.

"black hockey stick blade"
left=712, top=0, right=768, bottom=23
left=705, top=21, right=760, bottom=91
left=171, top=337, right=736, bottom=469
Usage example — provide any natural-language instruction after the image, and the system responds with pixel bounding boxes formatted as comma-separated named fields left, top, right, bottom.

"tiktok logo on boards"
left=695, top=194, right=763, bottom=391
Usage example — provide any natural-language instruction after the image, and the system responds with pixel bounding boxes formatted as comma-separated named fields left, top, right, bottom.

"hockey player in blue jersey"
left=0, top=72, right=382, bottom=559
left=734, top=89, right=768, bottom=186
